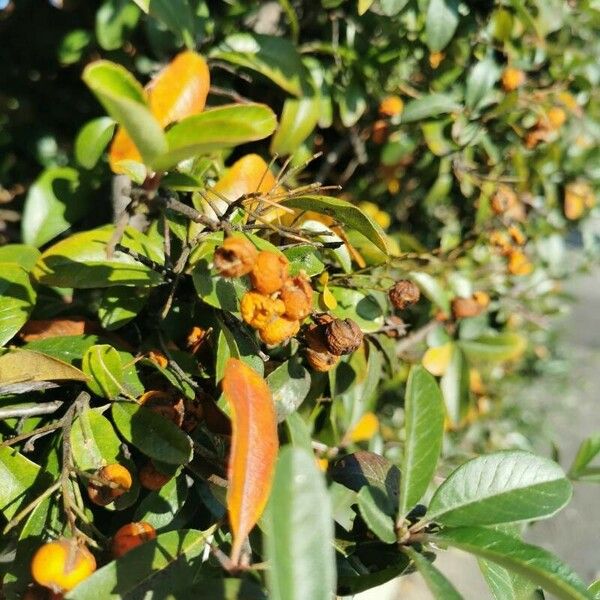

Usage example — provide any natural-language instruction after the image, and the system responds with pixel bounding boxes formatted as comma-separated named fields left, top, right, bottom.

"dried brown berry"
left=451, top=296, right=483, bottom=319
left=281, top=276, right=313, bottom=320
left=383, top=315, right=407, bottom=338
left=303, top=324, right=339, bottom=372
left=139, top=390, right=185, bottom=427
left=371, top=119, right=389, bottom=144
left=258, top=317, right=300, bottom=345
left=214, top=236, right=258, bottom=278
left=325, top=318, right=363, bottom=356
left=241, top=291, right=285, bottom=329
left=139, top=461, right=172, bottom=491
left=249, top=251, right=289, bottom=295
left=388, top=280, right=420, bottom=310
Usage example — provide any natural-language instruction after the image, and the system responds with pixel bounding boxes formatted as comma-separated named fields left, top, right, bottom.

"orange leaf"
left=222, top=358, right=278, bottom=565
left=108, top=50, right=210, bottom=174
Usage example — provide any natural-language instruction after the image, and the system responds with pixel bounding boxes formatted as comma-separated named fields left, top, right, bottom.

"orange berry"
left=138, top=461, right=172, bottom=491
left=491, top=185, right=518, bottom=215
left=112, top=522, right=157, bottom=558
left=501, top=67, right=526, bottom=92
left=280, top=276, right=313, bottom=321
left=214, top=236, right=258, bottom=278
left=564, top=181, right=595, bottom=220
left=139, top=390, right=185, bottom=427
left=507, top=249, right=533, bottom=276
left=489, top=230, right=512, bottom=254
left=371, top=119, right=389, bottom=144
left=186, top=326, right=209, bottom=354
left=379, top=95, right=404, bottom=117
left=31, top=539, right=96, bottom=593
left=258, top=317, right=300, bottom=346
left=249, top=251, right=289, bottom=295
left=546, top=106, right=566, bottom=130
left=508, top=225, right=526, bottom=246
left=429, top=51, right=444, bottom=69
left=451, top=296, right=483, bottom=319
left=473, top=291, right=490, bottom=309
left=87, top=463, right=132, bottom=506
left=240, top=291, right=285, bottom=329
left=147, top=349, right=168, bottom=368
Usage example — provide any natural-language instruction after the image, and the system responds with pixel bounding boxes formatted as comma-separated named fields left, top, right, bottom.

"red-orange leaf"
left=109, top=50, right=210, bottom=174
left=222, top=358, right=278, bottom=564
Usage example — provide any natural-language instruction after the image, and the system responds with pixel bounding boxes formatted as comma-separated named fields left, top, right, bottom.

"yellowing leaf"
left=109, top=51, right=210, bottom=173
left=0, top=349, right=88, bottom=385
left=321, top=285, right=338, bottom=310
left=422, top=343, right=453, bottom=377
left=346, top=412, right=379, bottom=443
left=222, top=358, right=278, bottom=564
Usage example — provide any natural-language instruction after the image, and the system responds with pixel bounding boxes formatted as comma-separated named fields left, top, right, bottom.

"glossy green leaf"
left=23, top=335, right=100, bottom=365
left=460, top=333, right=526, bottom=363
left=357, top=486, right=396, bottom=543
left=271, top=96, right=320, bottom=156
left=427, top=451, right=572, bottom=526
left=33, top=226, right=164, bottom=288
left=336, top=80, right=367, bottom=127
left=284, top=245, right=325, bottom=277
left=96, top=0, right=140, bottom=51
left=98, top=285, right=148, bottom=330
left=479, top=557, right=538, bottom=600
left=401, top=94, right=461, bottom=123
left=112, top=401, right=193, bottom=465
left=426, top=0, right=460, bottom=52
left=267, top=357, right=311, bottom=422
left=410, top=271, right=451, bottom=313
left=21, top=167, right=86, bottom=248
left=399, top=366, right=445, bottom=517
left=0, top=245, right=40, bottom=271
left=58, top=29, right=92, bottom=65
left=329, top=481, right=357, bottom=532
left=589, top=580, right=600, bottom=598
left=66, top=529, right=211, bottom=600
left=379, top=0, right=409, bottom=15
left=404, top=547, right=463, bottom=599
left=465, top=57, right=500, bottom=110
left=82, top=60, right=167, bottom=164
left=211, top=34, right=307, bottom=96
left=155, top=104, right=277, bottom=170
left=131, top=0, right=195, bottom=47
left=192, top=259, right=250, bottom=315
left=329, top=287, right=384, bottom=333
left=440, top=344, right=470, bottom=426
left=431, top=527, right=590, bottom=600
left=134, top=474, right=188, bottom=530
left=0, top=263, right=36, bottom=346
left=82, top=344, right=124, bottom=399
left=0, top=447, right=45, bottom=520
left=280, top=195, right=390, bottom=254
left=75, top=117, right=117, bottom=169
left=264, top=446, right=336, bottom=600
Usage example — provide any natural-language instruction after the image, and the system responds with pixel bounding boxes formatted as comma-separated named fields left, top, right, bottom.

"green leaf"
left=70, top=407, right=139, bottom=510
left=134, top=474, right=188, bottom=530
left=335, top=80, right=367, bottom=127
left=75, top=117, right=117, bottom=169
left=112, top=401, right=193, bottom=465
left=58, top=29, right=92, bottom=65
left=399, top=366, right=445, bottom=517
left=357, top=486, right=396, bottom=543
left=267, top=357, right=311, bottom=422
left=0, top=245, right=40, bottom=271
left=379, top=0, right=409, bottom=15
left=66, top=529, right=212, bottom=600
left=401, top=94, right=461, bottom=123
left=569, top=435, right=600, bottom=479
left=98, top=286, right=148, bottom=330
left=431, top=527, right=590, bottom=600
left=192, top=259, right=250, bottom=315
left=211, top=34, right=307, bottom=96
left=82, top=344, right=125, bottom=399
left=82, top=60, right=167, bottom=165
left=328, top=287, right=384, bottom=333
left=410, top=271, right=451, bottom=313
left=426, top=0, right=460, bottom=52
left=271, top=96, right=320, bottom=156
left=404, top=547, right=463, bottom=599
left=479, top=557, right=538, bottom=600
left=280, top=195, right=390, bottom=255
left=460, top=333, right=526, bottom=363
left=23, top=335, right=100, bottom=364
left=21, top=167, right=87, bottom=248
left=96, top=0, right=140, bottom=51
left=0, top=447, right=47, bottom=520
left=131, top=0, right=195, bottom=47
left=465, top=57, right=501, bottom=110
left=0, top=263, right=36, bottom=347
left=440, top=343, right=470, bottom=426
left=264, top=446, right=336, bottom=600
left=33, top=226, right=164, bottom=288
left=329, top=481, right=357, bottom=532
left=283, top=245, right=325, bottom=277
left=589, top=580, right=600, bottom=598
left=155, top=104, right=277, bottom=170
left=427, top=450, right=572, bottom=526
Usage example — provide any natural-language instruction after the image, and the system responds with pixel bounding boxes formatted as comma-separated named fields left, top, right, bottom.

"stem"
left=3, top=480, right=61, bottom=534
left=1, top=420, right=63, bottom=448
left=395, top=320, right=439, bottom=355
left=0, top=401, right=64, bottom=420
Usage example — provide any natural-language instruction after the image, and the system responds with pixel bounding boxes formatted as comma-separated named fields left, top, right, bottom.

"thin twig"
left=0, top=401, right=64, bottom=420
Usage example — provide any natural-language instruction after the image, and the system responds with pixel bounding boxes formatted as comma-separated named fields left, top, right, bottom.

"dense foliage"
left=1, top=1, right=600, bottom=599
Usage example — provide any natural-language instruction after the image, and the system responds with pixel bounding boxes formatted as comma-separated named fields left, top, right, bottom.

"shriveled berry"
left=214, top=236, right=258, bottom=278
left=388, top=280, right=420, bottom=310
left=139, top=390, right=185, bottom=427
left=87, top=463, right=133, bottom=506
left=325, top=318, right=363, bottom=356
left=258, top=317, right=300, bottom=346
left=304, top=324, right=339, bottom=372
left=31, top=539, right=96, bottom=594
left=139, top=461, right=172, bottom=491
left=240, top=291, right=285, bottom=330
left=249, top=251, right=289, bottom=295
left=451, top=296, right=483, bottom=319
left=281, top=276, right=313, bottom=320
left=112, top=522, right=157, bottom=558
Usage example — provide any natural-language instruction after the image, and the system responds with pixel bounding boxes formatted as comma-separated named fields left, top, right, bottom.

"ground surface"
left=357, top=267, right=600, bottom=599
